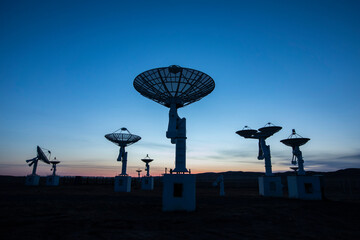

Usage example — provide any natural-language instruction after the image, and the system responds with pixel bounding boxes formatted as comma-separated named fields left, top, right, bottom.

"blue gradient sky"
left=1, top=0, right=359, bottom=177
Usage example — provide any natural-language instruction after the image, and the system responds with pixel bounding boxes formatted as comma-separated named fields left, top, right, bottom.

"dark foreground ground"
left=1, top=173, right=359, bottom=240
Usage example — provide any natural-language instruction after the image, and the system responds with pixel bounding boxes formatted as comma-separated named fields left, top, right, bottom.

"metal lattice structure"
left=105, top=128, right=141, bottom=147
left=133, top=65, right=215, bottom=108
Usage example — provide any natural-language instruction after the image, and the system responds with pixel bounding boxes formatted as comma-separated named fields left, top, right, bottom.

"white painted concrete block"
left=162, top=174, right=196, bottom=212
left=258, top=176, right=283, bottom=197
left=114, top=176, right=131, bottom=192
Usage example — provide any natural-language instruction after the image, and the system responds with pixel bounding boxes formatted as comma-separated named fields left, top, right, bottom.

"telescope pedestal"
left=287, top=175, right=323, bottom=200
left=258, top=176, right=283, bottom=197
left=162, top=174, right=196, bottom=212
left=46, top=175, right=60, bottom=186
left=25, top=174, right=40, bottom=186
left=141, top=176, right=154, bottom=190
left=114, top=176, right=131, bottom=192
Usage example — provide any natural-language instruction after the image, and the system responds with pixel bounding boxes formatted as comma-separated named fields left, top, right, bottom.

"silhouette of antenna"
left=136, top=169, right=142, bottom=178
left=46, top=157, right=61, bottom=186
left=236, top=123, right=283, bottom=197
left=134, top=65, right=215, bottom=173
left=25, top=146, right=51, bottom=186
left=105, top=127, right=141, bottom=176
left=280, top=129, right=322, bottom=200
left=141, top=154, right=153, bottom=177
left=105, top=127, right=141, bottom=192
left=212, top=174, right=225, bottom=196
left=134, top=65, right=215, bottom=211
left=236, top=123, right=282, bottom=176
left=280, top=129, right=310, bottom=175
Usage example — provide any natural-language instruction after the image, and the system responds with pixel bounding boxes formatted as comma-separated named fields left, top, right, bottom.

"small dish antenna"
left=236, top=123, right=282, bottom=176
left=136, top=169, right=142, bottom=178
left=280, top=129, right=310, bottom=176
left=105, top=128, right=141, bottom=175
left=49, top=157, right=60, bottom=176
left=134, top=65, right=215, bottom=172
left=141, top=154, right=154, bottom=177
left=25, top=146, right=51, bottom=175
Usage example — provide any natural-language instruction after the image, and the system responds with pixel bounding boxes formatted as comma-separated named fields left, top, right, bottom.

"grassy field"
left=1, top=173, right=359, bottom=239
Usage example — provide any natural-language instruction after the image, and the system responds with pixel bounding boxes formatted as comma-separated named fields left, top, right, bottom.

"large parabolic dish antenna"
left=26, top=146, right=51, bottom=175
left=134, top=65, right=215, bottom=173
left=134, top=65, right=215, bottom=108
left=105, top=128, right=141, bottom=175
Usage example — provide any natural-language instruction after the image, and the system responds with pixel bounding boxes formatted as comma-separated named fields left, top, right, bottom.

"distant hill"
left=195, top=168, right=360, bottom=182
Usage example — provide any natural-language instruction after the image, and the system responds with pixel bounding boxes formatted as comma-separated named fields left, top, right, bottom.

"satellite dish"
left=258, top=123, right=282, bottom=136
left=236, top=123, right=282, bottom=176
left=36, top=146, right=51, bottom=164
left=105, top=128, right=141, bottom=176
left=141, top=154, right=154, bottom=177
left=134, top=65, right=215, bottom=109
left=136, top=169, right=142, bottom=178
left=26, top=146, right=52, bottom=176
left=134, top=65, right=215, bottom=173
left=49, top=158, right=61, bottom=176
left=236, top=126, right=258, bottom=138
left=281, top=129, right=310, bottom=176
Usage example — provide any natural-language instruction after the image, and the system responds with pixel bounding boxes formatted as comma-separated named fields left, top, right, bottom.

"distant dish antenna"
left=105, top=128, right=141, bottom=175
left=280, top=129, right=310, bottom=176
left=25, top=146, right=51, bottom=175
left=141, top=154, right=154, bottom=177
left=49, top=157, right=60, bottom=176
left=236, top=123, right=282, bottom=176
left=136, top=169, right=142, bottom=178
left=212, top=174, right=225, bottom=196
left=134, top=65, right=215, bottom=172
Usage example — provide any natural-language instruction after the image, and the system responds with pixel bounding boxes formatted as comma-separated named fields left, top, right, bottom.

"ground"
left=0, top=176, right=359, bottom=240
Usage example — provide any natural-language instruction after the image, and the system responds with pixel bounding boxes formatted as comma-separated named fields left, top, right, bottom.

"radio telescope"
left=46, top=158, right=61, bottom=186
left=136, top=169, right=142, bottom=178
left=50, top=158, right=60, bottom=176
left=236, top=123, right=283, bottom=197
left=134, top=65, right=215, bottom=172
left=25, top=146, right=51, bottom=185
left=236, top=123, right=282, bottom=176
left=141, top=154, right=153, bottom=177
left=26, top=146, right=51, bottom=175
left=105, top=127, right=141, bottom=176
left=280, top=129, right=322, bottom=200
left=280, top=129, right=310, bottom=176
left=134, top=65, right=215, bottom=211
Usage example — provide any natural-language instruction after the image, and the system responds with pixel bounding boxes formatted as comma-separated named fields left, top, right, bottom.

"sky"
left=0, top=0, right=360, bottom=177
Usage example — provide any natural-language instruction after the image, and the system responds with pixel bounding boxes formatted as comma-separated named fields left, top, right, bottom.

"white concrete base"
left=114, top=176, right=131, bottom=192
left=141, top=176, right=154, bottom=190
left=25, top=175, right=40, bottom=186
left=287, top=175, right=323, bottom=200
left=46, top=176, right=60, bottom=186
left=162, top=174, right=196, bottom=212
left=258, top=176, right=283, bottom=197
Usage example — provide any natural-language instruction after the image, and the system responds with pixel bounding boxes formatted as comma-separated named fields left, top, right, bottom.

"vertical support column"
left=294, top=146, right=305, bottom=176
left=32, top=161, right=38, bottom=175
left=146, top=163, right=150, bottom=176
left=259, top=138, right=273, bottom=176
left=52, top=164, right=57, bottom=176
left=166, top=103, right=187, bottom=173
left=121, top=151, right=128, bottom=175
